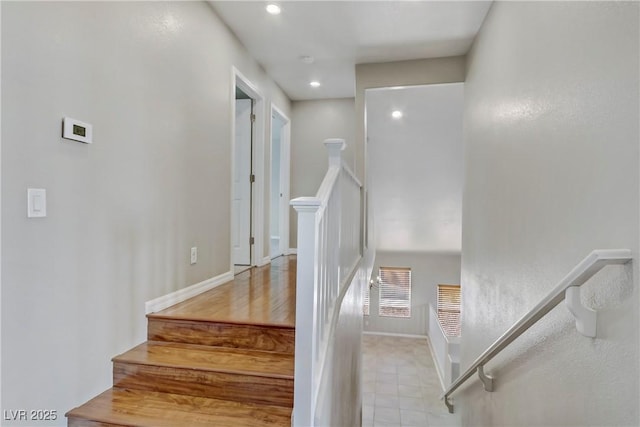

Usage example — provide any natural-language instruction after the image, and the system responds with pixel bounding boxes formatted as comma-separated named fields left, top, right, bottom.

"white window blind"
left=378, top=267, right=411, bottom=318
left=437, top=284, right=461, bottom=337
left=363, top=282, right=370, bottom=316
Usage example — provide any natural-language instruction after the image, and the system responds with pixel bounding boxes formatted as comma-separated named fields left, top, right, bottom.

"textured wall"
left=1, top=2, right=289, bottom=424
left=459, top=2, right=639, bottom=425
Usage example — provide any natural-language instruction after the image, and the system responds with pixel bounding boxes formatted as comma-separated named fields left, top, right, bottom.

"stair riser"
left=148, top=319, right=294, bottom=354
left=113, top=362, right=293, bottom=408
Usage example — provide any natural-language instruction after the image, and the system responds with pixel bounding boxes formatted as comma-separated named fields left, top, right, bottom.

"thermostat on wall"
left=62, top=117, right=92, bottom=144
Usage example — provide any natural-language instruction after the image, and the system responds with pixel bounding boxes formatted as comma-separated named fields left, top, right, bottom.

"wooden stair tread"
left=66, top=388, right=291, bottom=427
left=114, top=341, right=293, bottom=379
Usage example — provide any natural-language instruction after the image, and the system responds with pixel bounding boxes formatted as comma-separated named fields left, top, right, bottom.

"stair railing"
left=441, top=249, right=632, bottom=413
left=291, top=138, right=362, bottom=427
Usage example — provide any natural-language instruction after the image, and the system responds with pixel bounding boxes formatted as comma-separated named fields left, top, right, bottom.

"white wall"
left=290, top=98, right=355, bottom=248
left=460, top=2, right=639, bottom=425
left=314, top=257, right=369, bottom=427
left=1, top=2, right=290, bottom=425
left=428, top=305, right=459, bottom=388
left=365, top=251, right=460, bottom=336
left=355, top=57, right=466, bottom=251
left=366, top=83, right=464, bottom=253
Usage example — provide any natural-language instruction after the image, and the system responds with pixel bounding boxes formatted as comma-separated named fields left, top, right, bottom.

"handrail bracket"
left=477, top=365, right=494, bottom=392
left=565, top=286, right=597, bottom=338
left=444, top=395, right=454, bottom=414
left=439, top=249, right=631, bottom=415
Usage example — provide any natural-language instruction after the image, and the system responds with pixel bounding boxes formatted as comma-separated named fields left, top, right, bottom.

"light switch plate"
left=27, top=188, right=47, bottom=218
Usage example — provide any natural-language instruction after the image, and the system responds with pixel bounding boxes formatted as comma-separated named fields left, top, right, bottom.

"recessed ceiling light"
left=391, top=110, right=403, bottom=119
left=266, top=4, right=281, bottom=15
left=310, top=81, right=321, bottom=88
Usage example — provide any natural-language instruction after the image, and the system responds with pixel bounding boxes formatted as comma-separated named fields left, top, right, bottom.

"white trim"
left=288, top=248, right=298, bottom=255
left=426, top=335, right=447, bottom=391
left=145, top=271, right=233, bottom=314
left=0, top=3, right=3, bottom=418
left=252, top=95, right=266, bottom=267
left=259, top=255, right=271, bottom=267
left=362, top=331, right=428, bottom=340
left=270, top=103, right=291, bottom=259
left=230, top=68, right=239, bottom=272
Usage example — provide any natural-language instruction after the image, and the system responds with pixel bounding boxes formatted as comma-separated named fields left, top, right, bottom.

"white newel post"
left=290, top=138, right=347, bottom=427
left=324, top=138, right=345, bottom=167
left=290, top=197, right=321, bottom=427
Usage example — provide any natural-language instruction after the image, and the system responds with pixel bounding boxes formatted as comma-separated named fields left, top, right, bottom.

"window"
left=437, top=284, right=461, bottom=337
left=363, top=281, right=370, bottom=316
left=378, top=267, right=411, bottom=318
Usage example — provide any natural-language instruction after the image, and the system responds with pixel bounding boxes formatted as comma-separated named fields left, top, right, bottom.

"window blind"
left=378, top=267, right=411, bottom=318
left=437, top=284, right=461, bottom=337
left=363, top=282, right=370, bottom=316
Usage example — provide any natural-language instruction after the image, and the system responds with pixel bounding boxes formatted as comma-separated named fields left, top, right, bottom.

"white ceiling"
left=210, top=1, right=491, bottom=100
left=367, top=83, right=464, bottom=253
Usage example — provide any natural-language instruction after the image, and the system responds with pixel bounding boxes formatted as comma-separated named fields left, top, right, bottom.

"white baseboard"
left=362, top=331, right=428, bottom=340
left=288, top=248, right=297, bottom=255
left=258, top=256, right=271, bottom=267
left=145, top=271, right=233, bottom=314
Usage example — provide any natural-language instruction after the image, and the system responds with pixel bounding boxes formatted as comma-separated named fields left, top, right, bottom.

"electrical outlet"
left=190, top=247, right=197, bottom=265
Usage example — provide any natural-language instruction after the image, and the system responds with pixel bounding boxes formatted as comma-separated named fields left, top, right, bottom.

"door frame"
left=269, top=104, right=291, bottom=259
left=230, top=67, right=266, bottom=271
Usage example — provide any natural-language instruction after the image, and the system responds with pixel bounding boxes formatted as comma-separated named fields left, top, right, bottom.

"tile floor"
left=362, top=334, right=461, bottom=427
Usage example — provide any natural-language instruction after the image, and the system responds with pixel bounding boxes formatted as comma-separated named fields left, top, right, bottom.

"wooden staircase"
left=67, top=257, right=296, bottom=427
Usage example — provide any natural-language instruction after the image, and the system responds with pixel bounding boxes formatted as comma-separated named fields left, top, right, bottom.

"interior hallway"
left=362, top=334, right=461, bottom=427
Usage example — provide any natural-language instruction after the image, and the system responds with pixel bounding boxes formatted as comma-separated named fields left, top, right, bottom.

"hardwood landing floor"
left=154, top=256, right=296, bottom=327
left=66, top=256, right=297, bottom=427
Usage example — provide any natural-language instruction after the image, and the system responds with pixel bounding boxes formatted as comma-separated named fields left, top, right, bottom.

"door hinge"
left=250, top=237, right=255, bottom=245
left=250, top=174, right=255, bottom=183
left=250, top=114, right=256, bottom=123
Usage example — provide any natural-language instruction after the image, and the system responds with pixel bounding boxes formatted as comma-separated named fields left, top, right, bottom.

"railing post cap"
left=290, top=196, right=322, bottom=212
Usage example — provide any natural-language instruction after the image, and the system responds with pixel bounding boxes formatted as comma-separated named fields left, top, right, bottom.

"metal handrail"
left=442, top=249, right=633, bottom=413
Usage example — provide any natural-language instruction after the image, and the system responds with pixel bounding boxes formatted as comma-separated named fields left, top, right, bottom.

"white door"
left=233, top=99, right=252, bottom=265
left=270, top=110, right=289, bottom=259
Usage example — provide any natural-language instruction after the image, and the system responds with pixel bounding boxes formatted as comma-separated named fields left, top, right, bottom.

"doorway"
left=231, top=69, right=266, bottom=272
left=270, top=106, right=290, bottom=259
